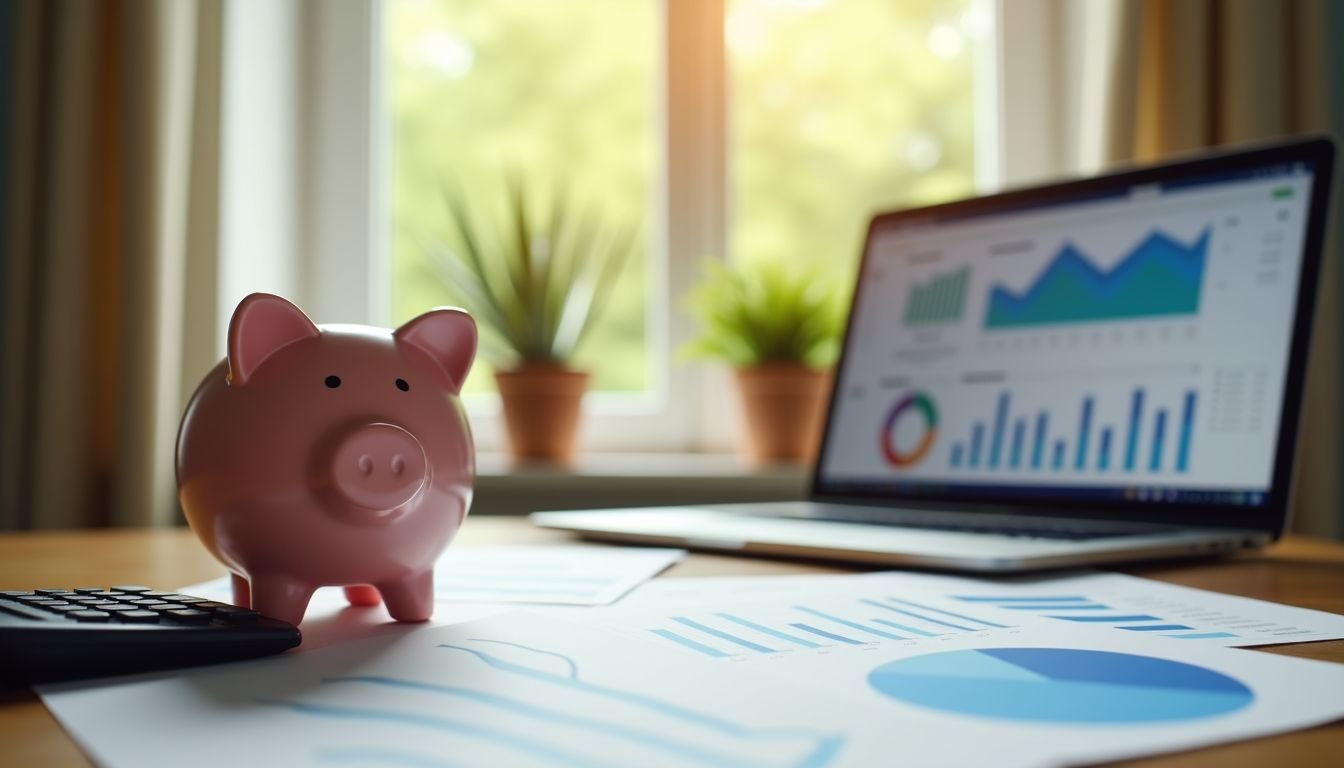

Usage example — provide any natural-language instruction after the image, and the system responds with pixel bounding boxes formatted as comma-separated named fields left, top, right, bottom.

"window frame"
left=299, top=0, right=1035, bottom=455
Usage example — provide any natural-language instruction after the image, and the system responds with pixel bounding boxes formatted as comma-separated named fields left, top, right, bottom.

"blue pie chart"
left=868, top=647, right=1254, bottom=724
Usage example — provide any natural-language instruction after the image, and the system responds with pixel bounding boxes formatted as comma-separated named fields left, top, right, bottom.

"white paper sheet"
left=182, top=545, right=686, bottom=610
left=625, top=569, right=1344, bottom=647
left=41, top=608, right=1344, bottom=768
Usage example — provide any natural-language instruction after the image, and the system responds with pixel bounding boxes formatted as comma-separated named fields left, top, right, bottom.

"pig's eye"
left=324, top=375, right=342, bottom=389
left=395, top=378, right=410, bottom=392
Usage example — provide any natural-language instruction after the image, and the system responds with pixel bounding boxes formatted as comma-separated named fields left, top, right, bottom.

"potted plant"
left=426, top=179, right=635, bottom=463
left=683, top=259, right=846, bottom=463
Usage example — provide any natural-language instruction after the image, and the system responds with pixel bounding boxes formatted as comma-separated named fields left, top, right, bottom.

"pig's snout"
left=329, top=423, right=428, bottom=513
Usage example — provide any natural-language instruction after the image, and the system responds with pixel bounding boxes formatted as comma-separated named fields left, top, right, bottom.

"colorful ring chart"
left=881, top=392, right=938, bottom=467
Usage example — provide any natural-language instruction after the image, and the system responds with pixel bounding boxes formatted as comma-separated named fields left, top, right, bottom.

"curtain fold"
left=1098, top=0, right=1343, bottom=538
left=0, top=0, right=223, bottom=529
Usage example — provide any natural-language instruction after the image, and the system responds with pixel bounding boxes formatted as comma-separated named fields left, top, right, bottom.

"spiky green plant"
left=425, top=178, right=636, bottom=367
left=682, top=259, right=847, bottom=369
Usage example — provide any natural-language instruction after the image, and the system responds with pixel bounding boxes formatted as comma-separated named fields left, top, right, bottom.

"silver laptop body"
left=534, top=137, right=1336, bottom=572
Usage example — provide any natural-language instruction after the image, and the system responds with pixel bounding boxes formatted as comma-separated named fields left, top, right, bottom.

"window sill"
left=472, top=452, right=809, bottom=516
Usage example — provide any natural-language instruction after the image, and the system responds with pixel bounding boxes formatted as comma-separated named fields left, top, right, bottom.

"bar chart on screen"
left=945, top=386, right=1199, bottom=475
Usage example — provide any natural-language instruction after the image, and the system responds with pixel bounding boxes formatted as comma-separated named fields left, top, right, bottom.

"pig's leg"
left=344, top=585, right=382, bottom=606
left=250, top=575, right=315, bottom=626
left=376, top=570, right=433, bottom=622
left=230, top=573, right=252, bottom=608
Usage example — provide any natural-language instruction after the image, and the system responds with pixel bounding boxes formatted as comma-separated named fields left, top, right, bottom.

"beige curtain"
left=0, top=0, right=222, bottom=529
left=1097, top=0, right=1342, bottom=538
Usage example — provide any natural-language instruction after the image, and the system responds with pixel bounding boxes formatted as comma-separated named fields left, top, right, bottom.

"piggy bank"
left=176, top=292, right=476, bottom=626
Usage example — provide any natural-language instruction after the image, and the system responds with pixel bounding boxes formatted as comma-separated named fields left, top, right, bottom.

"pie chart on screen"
left=867, top=648, right=1254, bottom=724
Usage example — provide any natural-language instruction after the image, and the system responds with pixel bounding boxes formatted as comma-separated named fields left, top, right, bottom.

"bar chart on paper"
left=643, top=595, right=1015, bottom=660
left=932, top=571, right=1344, bottom=647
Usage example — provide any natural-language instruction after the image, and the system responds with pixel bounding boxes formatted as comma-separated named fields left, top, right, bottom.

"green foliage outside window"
left=388, top=0, right=974, bottom=394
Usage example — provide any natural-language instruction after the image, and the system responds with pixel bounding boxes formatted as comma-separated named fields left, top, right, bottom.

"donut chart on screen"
left=881, top=392, right=938, bottom=467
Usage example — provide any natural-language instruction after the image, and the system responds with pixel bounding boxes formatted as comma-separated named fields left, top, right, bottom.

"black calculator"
left=0, top=586, right=301, bottom=686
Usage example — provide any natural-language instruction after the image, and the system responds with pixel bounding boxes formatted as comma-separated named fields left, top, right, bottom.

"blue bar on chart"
left=650, top=629, right=732, bottom=658
left=1032, top=412, right=1047, bottom=469
left=1125, top=389, right=1145, bottom=471
left=969, top=424, right=985, bottom=468
left=1010, top=420, right=1026, bottom=469
left=1150, top=409, right=1167, bottom=471
left=716, top=614, right=822, bottom=649
left=950, top=443, right=963, bottom=468
left=989, top=392, right=1009, bottom=468
left=1098, top=428, right=1112, bottom=471
left=1177, top=390, right=1196, bottom=472
left=1075, top=397, right=1093, bottom=470
left=1052, top=440, right=1065, bottom=469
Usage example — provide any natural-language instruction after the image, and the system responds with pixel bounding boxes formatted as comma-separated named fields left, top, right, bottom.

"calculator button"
left=166, top=597, right=207, bottom=605
left=65, top=595, right=103, bottom=604
left=0, top=590, right=32, bottom=597
left=165, top=609, right=212, bottom=624
left=73, top=586, right=107, bottom=594
left=140, top=591, right=176, bottom=598
left=80, top=600, right=120, bottom=608
left=35, top=588, right=74, bottom=596
left=34, top=601, right=75, bottom=610
left=146, top=603, right=188, bottom=613
left=114, top=610, right=161, bottom=623
left=82, top=591, right=121, bottom=598
left=110, top=585, right=153, bottom=594
left=46, top=605, right=88, bottom=614
left=0, top=602, right=60, bottom=621
left=215, top=607, right=260, bottom=623
left=193, top=601, right=231, bottom=611
left=16, top=594, right=58, bottom=604
left=70, top=610, right=112, bottom=622
left=102, top=605, right=142, bottom=613
left=130, top=599, right=168, bottom=606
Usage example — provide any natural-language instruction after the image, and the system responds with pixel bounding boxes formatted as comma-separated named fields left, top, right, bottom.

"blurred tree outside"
left=387, top=0, right=973, bottom=396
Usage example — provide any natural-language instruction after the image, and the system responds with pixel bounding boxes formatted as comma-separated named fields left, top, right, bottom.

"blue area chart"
left=985, top=228, right=1210, bottom=329
left=867, top=647, right=1253, bottom=724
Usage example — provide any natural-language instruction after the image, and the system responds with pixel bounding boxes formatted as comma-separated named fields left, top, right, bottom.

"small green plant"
left=682, top=259, right=846, bottom=369
left=425, top=178, right=636, bottom=367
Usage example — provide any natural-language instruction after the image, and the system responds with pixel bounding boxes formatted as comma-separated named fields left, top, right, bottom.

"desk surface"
left=3, top=520, right=1342, bottom=767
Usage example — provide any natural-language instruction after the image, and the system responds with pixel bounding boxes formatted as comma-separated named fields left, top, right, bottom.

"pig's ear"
left=394, top=308, right=477, bottom=394
left=227, top=293, right=320, bottom=387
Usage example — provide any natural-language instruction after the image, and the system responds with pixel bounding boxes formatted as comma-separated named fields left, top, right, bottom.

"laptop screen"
left=817, top=149, right=1326, bottom=512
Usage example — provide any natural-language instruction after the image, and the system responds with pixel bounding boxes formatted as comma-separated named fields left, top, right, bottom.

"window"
left=383, top=0, right=980, bottom=451
left=387, top=0, right=656, bottom=396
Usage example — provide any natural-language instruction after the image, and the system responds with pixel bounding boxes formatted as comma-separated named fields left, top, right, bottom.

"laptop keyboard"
left=740, top=505, right=1172, bottom=542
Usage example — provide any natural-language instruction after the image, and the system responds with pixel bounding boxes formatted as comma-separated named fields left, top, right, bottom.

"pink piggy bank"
left=176, top=292, right=476, bottom=627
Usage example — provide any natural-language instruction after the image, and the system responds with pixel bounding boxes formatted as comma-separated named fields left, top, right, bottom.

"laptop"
left=533, top=136, right=1337, bottom=572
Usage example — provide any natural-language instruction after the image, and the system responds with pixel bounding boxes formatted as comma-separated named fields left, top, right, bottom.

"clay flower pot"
left=734, top=363, right=832, bottom=464
left=494, top=364, right=589, bottom=464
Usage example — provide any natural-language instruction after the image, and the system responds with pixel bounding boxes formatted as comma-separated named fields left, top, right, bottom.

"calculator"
left=0, top=585, right=301, bottom=686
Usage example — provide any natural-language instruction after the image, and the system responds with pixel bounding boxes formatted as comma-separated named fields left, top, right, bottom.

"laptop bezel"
left=810, top=136, right=1337, bottom=537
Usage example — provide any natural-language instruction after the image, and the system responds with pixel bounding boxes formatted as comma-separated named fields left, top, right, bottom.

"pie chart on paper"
left=867, top=647, right=1254, bottom=724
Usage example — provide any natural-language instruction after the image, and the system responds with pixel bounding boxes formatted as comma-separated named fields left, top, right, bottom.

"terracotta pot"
left=494, top=364, right=589, bottom=464
left=734, top=363, right=833, bottom=464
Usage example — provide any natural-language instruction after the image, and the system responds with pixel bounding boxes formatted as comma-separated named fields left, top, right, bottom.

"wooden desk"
left=3, top=520, right=1342, bottom=767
